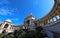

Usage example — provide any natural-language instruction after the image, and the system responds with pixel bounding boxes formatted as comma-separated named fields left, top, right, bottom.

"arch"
left=2, top=30, right=6, bottom=34
left=4, top=24, right=9, bottom=28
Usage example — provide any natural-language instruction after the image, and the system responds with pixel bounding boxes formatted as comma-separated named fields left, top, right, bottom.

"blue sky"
left=0, top=0, right=54, bottom=24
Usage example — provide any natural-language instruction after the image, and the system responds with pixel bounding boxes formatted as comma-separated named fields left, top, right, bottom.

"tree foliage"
left=0, top=26, right=48, bottom=38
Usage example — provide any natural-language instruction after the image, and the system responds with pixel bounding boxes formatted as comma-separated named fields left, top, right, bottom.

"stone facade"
left=0, top=0, right=60, bottom=38
left=0, top=19, right=20, bottom=34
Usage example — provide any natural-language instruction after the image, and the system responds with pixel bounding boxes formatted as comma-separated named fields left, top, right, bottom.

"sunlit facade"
left=0, top=0, right=60, bottom=38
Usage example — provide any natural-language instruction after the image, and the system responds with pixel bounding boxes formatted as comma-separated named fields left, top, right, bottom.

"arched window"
left=2, top=30, right=6, bottom=33
left=27, top=20, right=30, bottom=26
left=4, top=24, right=9, bottom=28
left=53, top=17, right=56, bottom=22
left=0, top=23, right=2, bottom=27
left=50, top=19, right=53, bottom=22
left=35, top=23, right=37, bottom=26
left=56, top=15, right=60, bottom=19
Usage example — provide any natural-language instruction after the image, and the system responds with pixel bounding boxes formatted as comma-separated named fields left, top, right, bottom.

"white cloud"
left=5, top=18, right=19, bottom=22
left=13, top=18, right=19, bottom=21
left=11, top=18, right=19, bottom=21
left=0, top=0, right=10, bottom=5
left=0, top=8, right=14, bottom=16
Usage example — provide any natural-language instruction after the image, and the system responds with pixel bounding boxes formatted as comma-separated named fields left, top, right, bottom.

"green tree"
left=18, top=26, right=48, bottom=38
left=3, top=33, right=14, bottom=38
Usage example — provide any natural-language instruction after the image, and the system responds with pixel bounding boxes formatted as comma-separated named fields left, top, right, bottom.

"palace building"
left=0, top=19, right=20, bottom=34
left=0, top=0, right=60, bottom=38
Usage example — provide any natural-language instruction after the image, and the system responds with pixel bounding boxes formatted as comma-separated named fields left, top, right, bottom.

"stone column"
left=48, top=19, right=50, bottom=23
left=55, top=16, right=58, bottom=21
left=56, top=11, right=60, bottom=19
left=44, top=20, right=48, bottom=25
left=44, top=21, right=46, bottom=25
left=29, top=19, right=31, bottom=26
left=37, top=21, right=39, bottom=26
left=52, top=18, right=54, bottom=22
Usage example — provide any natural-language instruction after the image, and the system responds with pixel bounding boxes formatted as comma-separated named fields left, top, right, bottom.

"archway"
left=4, top=24, right=9, bottom=28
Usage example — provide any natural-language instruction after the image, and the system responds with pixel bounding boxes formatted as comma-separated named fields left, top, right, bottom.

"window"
left=4, top=24, right=9, bottom=28
left=0, top=24, right=2, bottom=27
left=50, top=19, right=53, bottom=22
left=35, top=23, right=37, bottom=26
left=56, top=15, right=60, bottom=19
left=53, top=17, right=56, bottom=22
left=27, top=20, right=30, bottom=26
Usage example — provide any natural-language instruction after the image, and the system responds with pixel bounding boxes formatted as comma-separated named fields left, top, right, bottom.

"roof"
left=5, top=19, right=12, bottom=22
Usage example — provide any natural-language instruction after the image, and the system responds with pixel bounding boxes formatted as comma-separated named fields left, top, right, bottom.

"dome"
left=5, top=19, right=12, bottom=22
